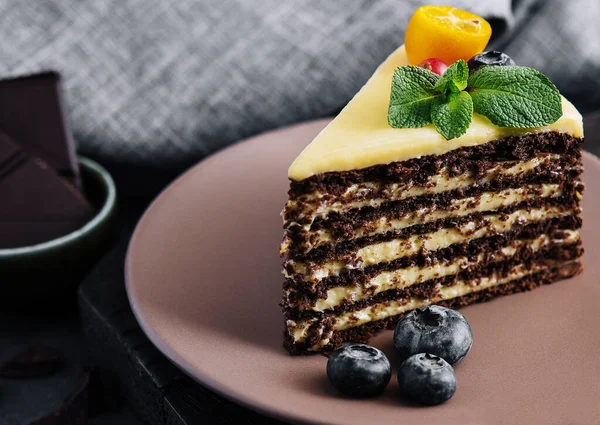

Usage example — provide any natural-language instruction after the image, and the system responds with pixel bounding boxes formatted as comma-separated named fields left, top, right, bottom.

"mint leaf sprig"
left=387, top=60, right=563, bottom=140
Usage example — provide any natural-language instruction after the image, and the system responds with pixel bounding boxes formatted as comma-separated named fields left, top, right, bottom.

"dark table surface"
left=2, top=113, right=600, bottom=425
left=0, top=309, right=142, bottom=425
left=0, top=165, right=174, bottom=425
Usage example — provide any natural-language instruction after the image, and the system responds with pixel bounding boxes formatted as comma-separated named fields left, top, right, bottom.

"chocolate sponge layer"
left=283, top=238, right=583, bottom=319
left=284, top=260, right=583, bottom=355
left=288, top=132, right=583, bottom=197
left=284, top=197, right=581, bottom=263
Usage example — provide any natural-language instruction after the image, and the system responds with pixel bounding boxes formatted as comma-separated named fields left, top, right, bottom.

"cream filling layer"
left=288, top=263, right=547, bottom=348
left=286, top=231, right=579, bottom=312
left=308, top=184, right=562, bottom=247
left=288, top=206, right=573, bottom=281
left=287, top=154, right=566, bottom=221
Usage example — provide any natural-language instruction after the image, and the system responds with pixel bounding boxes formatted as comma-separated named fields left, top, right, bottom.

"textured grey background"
left=0, top=0, right=597, bottom=171
left=0, top=2, right=598, bottom=424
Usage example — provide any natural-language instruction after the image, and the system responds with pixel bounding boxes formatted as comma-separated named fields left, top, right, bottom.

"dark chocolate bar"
left=0, top=72, right=80, bottom=187
left=0, top=131, right=95, bottom=249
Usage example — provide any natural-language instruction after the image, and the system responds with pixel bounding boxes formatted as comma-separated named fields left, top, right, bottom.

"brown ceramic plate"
left=126, top=119, right=600, bottom=425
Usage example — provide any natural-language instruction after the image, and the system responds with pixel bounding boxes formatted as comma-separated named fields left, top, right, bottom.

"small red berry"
left=417, top=58, right=449, bottom=76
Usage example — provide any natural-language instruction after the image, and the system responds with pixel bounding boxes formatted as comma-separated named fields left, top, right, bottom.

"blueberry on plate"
left=468, top=51, right=516, bottom=72
left=398, top=353, right=457, bottom=405
left=394, top=305, right=472, bottom=364
left=326, top=344, right=391, bottom=398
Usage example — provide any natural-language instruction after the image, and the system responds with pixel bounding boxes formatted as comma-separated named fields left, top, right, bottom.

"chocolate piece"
left=0, top=72, right=80, bottom=187
left=0, top=344, right=63, bottom=378
left=27, top=367, right=119, bottom=425
left=0, top=132, right=95, bottom=249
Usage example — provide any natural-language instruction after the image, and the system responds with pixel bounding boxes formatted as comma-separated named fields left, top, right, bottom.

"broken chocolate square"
left=0, top=131, right=95, bottom=248
left=0, top=72, right=80, bottom=187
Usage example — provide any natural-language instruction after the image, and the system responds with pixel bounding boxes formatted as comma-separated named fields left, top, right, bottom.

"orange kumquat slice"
left=405, top=6, right=492, bottom=65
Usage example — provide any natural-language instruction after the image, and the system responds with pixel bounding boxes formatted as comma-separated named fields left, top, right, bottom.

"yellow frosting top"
left=288, top=45, right=583, bottom=181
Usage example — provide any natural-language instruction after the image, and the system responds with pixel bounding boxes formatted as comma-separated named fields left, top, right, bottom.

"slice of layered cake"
left=280, top=6, right=584, bottom=354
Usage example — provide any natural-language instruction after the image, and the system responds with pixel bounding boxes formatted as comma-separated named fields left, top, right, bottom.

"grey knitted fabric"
left=0, top=0, right=597, bottom=170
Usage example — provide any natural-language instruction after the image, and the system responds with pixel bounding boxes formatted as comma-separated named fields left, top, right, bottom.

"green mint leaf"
left=437, top=79, right=461, bottom=102
left=388, top=66, right=441, bottom=128
left=431, top=91, right=473, bottom=140
left=434, top=60, right=469, bottom=98
left=467, top=66, right=562, bottom=128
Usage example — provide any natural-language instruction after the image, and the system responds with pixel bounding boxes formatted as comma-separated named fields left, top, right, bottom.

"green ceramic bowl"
left=0, top=157, right=118, bottom=306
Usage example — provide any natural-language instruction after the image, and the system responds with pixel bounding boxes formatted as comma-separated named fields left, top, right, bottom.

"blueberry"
left=394, top=305, right=472, bottom=364
left=398, top=353, right=457, bottom=405
left=326, top=344, right=391, bottom=398
left=468, top=51, right=516, bottom=72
